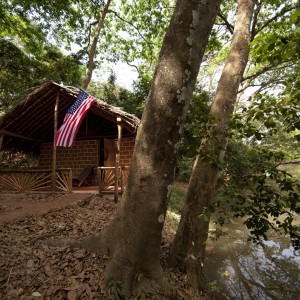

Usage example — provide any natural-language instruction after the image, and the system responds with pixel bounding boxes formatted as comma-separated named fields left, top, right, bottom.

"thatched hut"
left=0, top=81, right=140, bottom=193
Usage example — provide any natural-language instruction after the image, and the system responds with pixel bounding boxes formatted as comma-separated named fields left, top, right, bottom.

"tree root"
left=44, top=233, right=108, bottom=253
left=134, top=274, right=178, bottom=299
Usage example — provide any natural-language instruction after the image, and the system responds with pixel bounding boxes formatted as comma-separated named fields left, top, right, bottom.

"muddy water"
left=204, top=219, right=300, bottom=300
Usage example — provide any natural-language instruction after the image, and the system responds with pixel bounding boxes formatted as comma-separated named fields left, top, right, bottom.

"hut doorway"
left=102, top=138, right=116, bottom=167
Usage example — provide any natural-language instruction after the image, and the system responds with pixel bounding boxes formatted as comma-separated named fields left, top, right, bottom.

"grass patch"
left=169, top=185, right=186, bottom=215
left=166, top=185, right=186, bottom=231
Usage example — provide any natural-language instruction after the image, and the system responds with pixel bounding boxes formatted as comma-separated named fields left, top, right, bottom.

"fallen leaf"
left=26, top=259, right=34, bottom=268
left=44, top=264, right=54, bottom=277
left=35, top=250, right=45, bottom=261
left=67, top=290, right=77, bottom=300
left=63, top=285, right=80, bottom=291
left=74, top=262, right=82, bottom=273
left=32, top=291, right=42, bottom=297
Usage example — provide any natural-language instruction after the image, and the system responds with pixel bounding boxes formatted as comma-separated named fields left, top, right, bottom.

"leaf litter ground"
left=0, top=192, right=206, bottom=299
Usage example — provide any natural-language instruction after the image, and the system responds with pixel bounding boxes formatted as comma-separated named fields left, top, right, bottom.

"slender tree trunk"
left=81, top=0, right=112, bottom=89
left=169, top=0, right=255, bottom=292
left=81, top=0, right=221, bottom=296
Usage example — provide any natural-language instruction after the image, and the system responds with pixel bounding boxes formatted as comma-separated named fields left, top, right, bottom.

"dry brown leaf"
left=74, top=249, right=86, bottom=259
left=67, top=290, right=77, bottom=300
left=44, top=264, right=54, bottom=277
left=6, top=285, right=19, bottom=297
left=63, top=285, right=80, bottom=291
left=74, top=262, right=82, bottom=273
left=85, top=284, right=93, bottom=299
left=26, top=259, right=35, bottom=268
left=75, top=271, right=85, bottom=280
left=35, top=250, right=45, bottom=261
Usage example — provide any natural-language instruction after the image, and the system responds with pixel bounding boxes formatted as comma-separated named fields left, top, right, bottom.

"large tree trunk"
left=84, top=0, right=221, bottom=296
left=168, top=0, right=255, bottom=292
left=81, top=0, right=112, bottom=89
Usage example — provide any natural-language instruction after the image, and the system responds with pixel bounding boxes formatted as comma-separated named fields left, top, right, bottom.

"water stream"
left=204, top=218, right=300, bottom=299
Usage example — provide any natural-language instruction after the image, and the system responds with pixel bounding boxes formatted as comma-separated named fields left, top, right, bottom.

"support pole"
left=52, top=93, right=59, bottom=192
left=114, top=117, right=122, bottom=203
left=0, top=134, right=3, bottom=151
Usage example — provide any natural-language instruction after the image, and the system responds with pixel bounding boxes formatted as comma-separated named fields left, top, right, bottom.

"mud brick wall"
left=120, top=137, right=135, bottom=166
left=39, top=140, right=99, bottom=185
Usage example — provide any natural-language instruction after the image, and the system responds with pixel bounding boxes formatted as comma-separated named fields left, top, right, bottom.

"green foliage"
left=2, top=0, right=86, bottom=52
left=107, top=278, right=124, bottom=300
left=90, top=63, right=152, bottom=120
left=0, top=151, right=38, bottom=169
left=88, top=78, right=145, bottom=118
left=242, top=0, right=299, bottom=111
left=101, top=0, right=175, bottom=68
left=131, top=73, right=153, bottom=117
left=176, top=157, right=194, bottom=183
left=0, top=38, right=35, bottom=107
left=0, top=37, right=84, bottom=111
left=169, top=186, right=186, bottom=215
left=165, top=185, right=186, bottom=231
left=234, top=89, right=300, bottom=142
left=180, top=90, right=211, bottom=157
left=176, top=89, right=211, bottom=181
left=281, top=164, right=300, bottom=179
left=250, top=2, right=299, bottom=65
left=2, top=0, right=173, bottom=90
left=212, top=140, right=300, bottom=250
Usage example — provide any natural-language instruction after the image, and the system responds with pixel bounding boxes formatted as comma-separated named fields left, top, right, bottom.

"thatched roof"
left=0, top=81, right=140, bottom=153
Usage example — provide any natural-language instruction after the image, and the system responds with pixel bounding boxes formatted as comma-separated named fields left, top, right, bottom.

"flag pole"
left=114, top=117, right=122, bottom=203
left=52, top=92, right=60, bottom=192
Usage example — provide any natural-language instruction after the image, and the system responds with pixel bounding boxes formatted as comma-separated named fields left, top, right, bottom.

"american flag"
left=55, top=90, right=95, bottom=147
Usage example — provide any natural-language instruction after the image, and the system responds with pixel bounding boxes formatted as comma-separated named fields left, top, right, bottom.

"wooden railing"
left=97, top=166, right=130, bottom=195
left=0, top=168, right=72, bottom=193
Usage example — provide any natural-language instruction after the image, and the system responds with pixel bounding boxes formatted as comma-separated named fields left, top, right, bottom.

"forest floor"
left=0, top=190, right=207, bottom=300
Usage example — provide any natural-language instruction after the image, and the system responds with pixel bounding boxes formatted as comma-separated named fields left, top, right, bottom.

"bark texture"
left=92, top=0, right=221, bottom=296
left=81, top=0, right=112, bottom=89
left=168, top=0, right=255, bottom=292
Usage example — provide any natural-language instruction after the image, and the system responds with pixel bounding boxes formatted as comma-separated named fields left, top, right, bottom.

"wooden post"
left=68, top=168, right=73, bottom=193
left=52, top=93, right=59, bottom=192
left=114, top=117, right=122, bottom=203
left=120, top=166, right=124, bottom=195
left=0, top=134, right=3, bottom=151
left=98, top=167, right=101, bottom=195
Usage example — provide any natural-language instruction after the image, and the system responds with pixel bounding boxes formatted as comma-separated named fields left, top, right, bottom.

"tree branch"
left=81, top=0, right=112, bottom=89
left=217, top=12, right=234, bottom=34
left=238, top=78, right=286, bottom=94
left=242, top=58, right=296, bottom=82
left=108, top=9, right=156, bottom=46
left=275, top=160, right=300, bottom=168
left=124, top=60, right=141, bottom=76
left=254, top=4, right=300, bottom=38
left=250, top=0, right=263, bottom=41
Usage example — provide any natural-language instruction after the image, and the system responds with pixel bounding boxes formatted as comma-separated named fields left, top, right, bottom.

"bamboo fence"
left=0, top=168, right=72, bottom=193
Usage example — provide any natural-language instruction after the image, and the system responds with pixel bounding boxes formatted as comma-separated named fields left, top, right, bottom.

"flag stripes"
left=55, top=91, right=95, bottom=147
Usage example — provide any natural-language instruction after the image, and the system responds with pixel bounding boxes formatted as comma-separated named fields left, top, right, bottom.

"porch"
left=0, top=166, right=130, bottom=196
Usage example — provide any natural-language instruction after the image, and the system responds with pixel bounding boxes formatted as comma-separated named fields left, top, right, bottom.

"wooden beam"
left=0, top=129, right=43, bottom=143
left=114, top=117, right=122, bottom=203
left=52, top=93, right=60, bottom=192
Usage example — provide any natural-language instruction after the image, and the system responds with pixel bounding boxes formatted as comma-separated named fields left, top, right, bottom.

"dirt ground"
left=0, top=193, right=95, bottom=224
left=0, top=192, right=205, bottom=299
